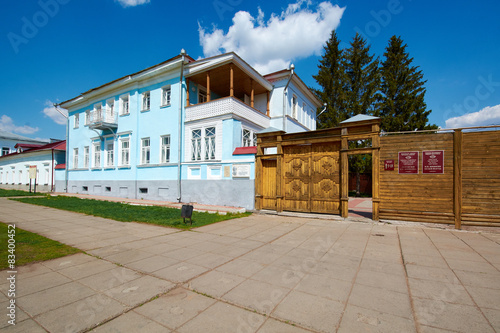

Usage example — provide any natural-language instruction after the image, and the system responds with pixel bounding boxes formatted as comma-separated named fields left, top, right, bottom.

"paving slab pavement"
left=0, top=197, right=500, bottom=332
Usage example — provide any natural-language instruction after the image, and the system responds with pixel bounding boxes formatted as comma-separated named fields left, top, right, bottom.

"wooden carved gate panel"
left=261, top=159, right=277, bottom=210
left=284, top=145, right=311, bottom=212
left=311, top=142, right=340, bottom=214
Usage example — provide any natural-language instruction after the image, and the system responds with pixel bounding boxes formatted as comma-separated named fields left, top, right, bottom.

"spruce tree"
left=313, top=31, right=346, bottom=129
left=378, top=36, right=437, bottom=132
left=343, top=33, right=379, bottom=196
left=343, top=33, right=380, bottom=118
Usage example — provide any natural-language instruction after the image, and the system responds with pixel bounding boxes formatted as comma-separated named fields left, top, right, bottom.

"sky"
left=1, top=0, right=499, bottom=141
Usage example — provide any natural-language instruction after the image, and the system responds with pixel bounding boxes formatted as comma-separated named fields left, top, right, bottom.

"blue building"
left=58, top=51, right=320, bottom=209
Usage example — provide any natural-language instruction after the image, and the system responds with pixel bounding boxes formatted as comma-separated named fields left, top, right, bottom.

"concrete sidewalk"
left=1, top=197, right=500, bottom=332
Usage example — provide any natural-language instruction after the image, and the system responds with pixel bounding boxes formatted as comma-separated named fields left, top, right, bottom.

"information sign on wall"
left=384, top=160, right=394, bottom=171
left=398, top=151, right=419, bottom=174
left=422, top=150, right=444, bottom=174
left=232, top=164, right=251, bottom=178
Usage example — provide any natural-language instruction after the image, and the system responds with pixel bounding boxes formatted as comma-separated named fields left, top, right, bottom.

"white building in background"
left=0, top=140, right=66, bottom=191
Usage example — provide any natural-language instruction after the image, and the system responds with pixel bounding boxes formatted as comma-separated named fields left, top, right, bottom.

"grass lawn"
left=0, top=188, right=40, bottom=197
left=0, top=222, right=81, bottom=269
left=13, top=196, right=251, bottom=229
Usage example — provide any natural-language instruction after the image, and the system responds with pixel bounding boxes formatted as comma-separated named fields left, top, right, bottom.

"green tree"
left=312, top=31, right=346, bottom=129
left=343, top=33, right=380, bottom=118
left=377, top=36, right=437, bottom=132
left=343, top=33, right=379, bottom=196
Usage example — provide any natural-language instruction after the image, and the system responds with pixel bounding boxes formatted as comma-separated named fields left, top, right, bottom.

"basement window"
left=82, top=186, right=88, bottom=192
left=105, top=187, right=111, bottom=192
left=139, top=188, right=148, bottom=194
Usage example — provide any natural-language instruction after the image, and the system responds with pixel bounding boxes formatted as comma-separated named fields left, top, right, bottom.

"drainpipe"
left=51, top=148, right=54, bottom=192
left=177, top=49, right=186, bottom=203
left=282, top=64, right=294, bottom=133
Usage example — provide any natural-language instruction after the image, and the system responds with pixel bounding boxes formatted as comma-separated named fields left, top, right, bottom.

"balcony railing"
left=185, top=97, right=270, bottom=128
left=89, top=108, right=118, bottom=130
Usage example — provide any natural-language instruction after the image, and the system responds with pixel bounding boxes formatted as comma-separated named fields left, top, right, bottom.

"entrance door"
left=261, top=159, right=277, bottom=210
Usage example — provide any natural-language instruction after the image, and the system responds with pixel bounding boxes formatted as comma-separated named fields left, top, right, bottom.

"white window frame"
left=85, top=110, right=91, bottom=125
left=94, top=103, right=103, bottom=122
left=74, top=113, right=79, bottom=129
left=93, top=142, right=101, bottom=168
left=292, top=95, right=298, bottom=119
left=198, top=86, right=207, bottom=104
left=142, top=91, right=151, bottom=111
left=207, top=165, right=222, bottom=180
left=191, top=129, right=202, bottom=161
left=161, top=86, right=171, bottom=107
left=120, top=94, right=130, bottom=115
left=242, top=128, right=257, bottom=147
left=106, top=99, right=115, bottom=119
left=2, top=147, right=10, bottom=156
left=204, top=127, right=216, bottom=160
left=120, top=137, right=130, bottom=166
left=106, top=141, right=114, bottom=167
left=141, top=138, right=150, bottom=165
left=160, top=135, right=170, bottom=164
left=73, top=148, right=79, bottom=169
left=83, top=146, right=89, bottom=168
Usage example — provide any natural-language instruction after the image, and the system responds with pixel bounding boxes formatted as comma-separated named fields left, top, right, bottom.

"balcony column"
left=206, top=72, right=211, bottom=102
left=267, top=92, right=270, bottom=117
left=186, top=79, right=190, bottom=107
left=230, top=65, right=234, bottom=97
left=251, top=80, right=255, bottom=108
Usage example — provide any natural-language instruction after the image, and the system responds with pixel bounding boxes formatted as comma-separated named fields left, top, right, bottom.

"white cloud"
left=199, top=1, right=345, bottom=74
left=445, top=104, right=500, bottom=128
left=115, top=0, right=150, bottom=8
left=42, top=100, right=67, bottom=126
left=0, top=115, right=39, bottom=135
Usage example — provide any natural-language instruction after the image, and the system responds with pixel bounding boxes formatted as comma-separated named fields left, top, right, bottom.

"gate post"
left=372, top=124, right=380, bottom=221
left=453, top=129, right=463, bottom=229
left=341, top=128, right=349, bottom=218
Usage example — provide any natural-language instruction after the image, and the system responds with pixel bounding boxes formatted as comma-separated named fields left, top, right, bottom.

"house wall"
left=0, top=150, right=64, bottom=189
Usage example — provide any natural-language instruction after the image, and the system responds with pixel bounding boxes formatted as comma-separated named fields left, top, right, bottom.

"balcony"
left=89, top=108, right=117, bottom=130
left=185, top=97, right=270, bottom=128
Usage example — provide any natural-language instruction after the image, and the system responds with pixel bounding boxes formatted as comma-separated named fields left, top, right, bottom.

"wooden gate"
left=255, top=115, right=381, bottom=218
left=283, top=143, right=340, bottom=213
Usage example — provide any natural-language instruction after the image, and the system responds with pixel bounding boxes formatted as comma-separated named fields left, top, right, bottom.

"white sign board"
left=232, top=164, right=251, bottom=178
left=29, top=166, right=37, bottom=180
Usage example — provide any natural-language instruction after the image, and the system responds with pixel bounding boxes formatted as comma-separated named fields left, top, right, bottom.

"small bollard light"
left=181, top=204, right=194, bottom=225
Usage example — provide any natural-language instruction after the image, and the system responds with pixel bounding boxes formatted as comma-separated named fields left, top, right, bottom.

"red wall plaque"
left=384, top=160, right=394, bottom=171
left=423, top=150, right=444, bottom=174
left=398, top=151, right=419, bottom=174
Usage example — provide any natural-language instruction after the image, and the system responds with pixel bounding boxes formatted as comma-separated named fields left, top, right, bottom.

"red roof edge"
left=233, top=146, right=257, bottom=155
left=55, top=164, right=66, bottom=170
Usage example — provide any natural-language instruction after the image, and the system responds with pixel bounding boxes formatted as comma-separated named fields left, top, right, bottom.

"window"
left=142, top=91, right=150, bottom=111
left=82, top=186, right=88, bottom=192
left=106, top=141, right=114, bottom=167
left=242, top=129, right=257, bottom=147
left=2, top=147, right=9, bottom=156
left=107, top=99, right=115, bottom=119
left=83, top=146, right=89, bottom=168
left=191, top=129, right=201, bottom=161
left=198, top=87, right=207, bottom=104
left=161, top=135, right=170, bottom=163
left=141, top=138, right=150, bottom=164
left=292, top=95, right=298, bottom=119
left=73, top=148, right=79, bottom=169
left=120, top=138, right=130, bottom=166
left=120, top=94, right=129, bottom=115
left=161, top=86, right=171, bottom=106
left=302, top=102, right=307, bottom=123
left=85, top=110, right=91, bottom=125
left=139, top=188, right=148, bottom=194
left=74, top=113, right=79, bottom=128
left=205, top=127, right=216, bottom=160
left=93, top=142, right=101, bottom=168
left=95, top=104, right=103, bottom=122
